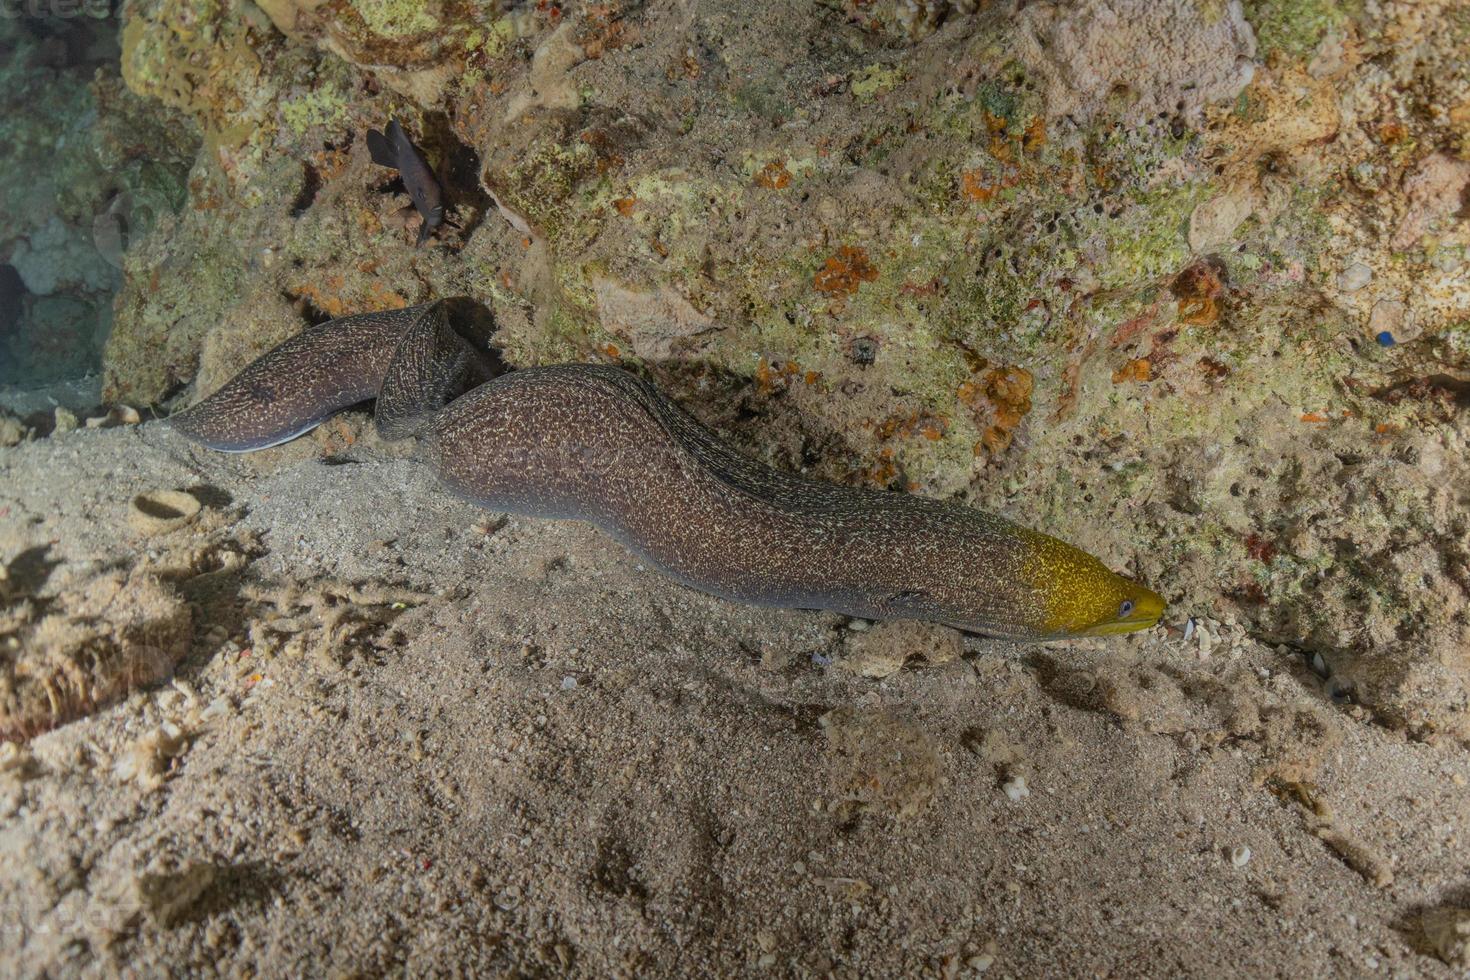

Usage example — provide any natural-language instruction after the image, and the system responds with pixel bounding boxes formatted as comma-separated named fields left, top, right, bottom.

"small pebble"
left=1002, top=776, right=1029, bottom=802
left=1369, top=298, right=1413, bottom=343
left=1336, top=262, right=1372, bottom=292
left=560, top=676, right=577, bottom=691
left=1230, top=845, right=1252, bottom=868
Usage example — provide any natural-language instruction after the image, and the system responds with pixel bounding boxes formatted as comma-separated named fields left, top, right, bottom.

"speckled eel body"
left=168, top=302, right=1165, bottom=640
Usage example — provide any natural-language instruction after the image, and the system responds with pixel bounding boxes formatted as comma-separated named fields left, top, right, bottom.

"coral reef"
left=86, top=0, right=1470, bottom=738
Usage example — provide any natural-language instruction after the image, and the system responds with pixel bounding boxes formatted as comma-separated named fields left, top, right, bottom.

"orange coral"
left=853, top=412, right=950, bottom=487
left=366, top=280, right=408, bottom=309
left=755, top=357, right=806, bottom=395
left=578, top=4, right=632, bottom=59
left=290, top=276, right=348, bottom=317
left=579, top=129, right=626, bottom=173
left=754, top=160, right=793, bottom=189
left=288, top=276, right=405, bottom=319
left=1022, top=116, right=1047, bottom=153
left=959, top=364, right=1034, bottom=456
left=667, top=53, right=701, bottom=81
left=813, top=246, right=878, bottom=295
left=982, top=112, right=1013, bottom=162
left=869, top=411, right=948, bottom=443
left=755, top=357, right=774, bottom=393
left=856, top=446, right=902, bottom=489
left=1171, top=261, right=1225, bottom=326
left=1111, top=358, right=1152, bottom=384
left=960, top=169, right=1018, bottom=203
left=310, top=146, right=350, bottom=182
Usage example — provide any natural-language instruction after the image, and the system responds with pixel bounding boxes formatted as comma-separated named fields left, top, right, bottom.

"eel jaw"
left=1079, top=590, right=1167, bottom=636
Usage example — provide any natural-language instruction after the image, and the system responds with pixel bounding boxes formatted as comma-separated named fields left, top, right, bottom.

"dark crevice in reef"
left=371, top=172, right=408, bottom=198
left=425, top=112, right=492, bottom=239
left=156, top=378, right=189, bottom=410
left=439, top=296, right=503, bottom=363
left=288, top=291, right=335, bottom=328
left=357, top=115, right=490, bottom=241
left=1371, top=373, right=1470, bottom=416
left=291, top=162, right=324, bottom=217
left=0, top=264, right=25, bottom=341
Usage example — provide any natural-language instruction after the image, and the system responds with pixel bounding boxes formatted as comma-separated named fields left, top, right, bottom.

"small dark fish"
left=366, top=119, right=445, bottom=247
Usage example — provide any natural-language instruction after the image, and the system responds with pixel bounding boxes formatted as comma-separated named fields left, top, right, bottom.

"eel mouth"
left=1084, top=616, right=1159, bottom=636
left=1080, top=591, right=1167, bottom=636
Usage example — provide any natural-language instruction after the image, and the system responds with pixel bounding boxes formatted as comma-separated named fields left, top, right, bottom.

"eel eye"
left=1118, top=599, right=1135, bottom=618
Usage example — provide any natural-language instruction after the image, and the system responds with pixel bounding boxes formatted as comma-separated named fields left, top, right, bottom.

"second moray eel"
left=168, top=302, right=1165, bottom=639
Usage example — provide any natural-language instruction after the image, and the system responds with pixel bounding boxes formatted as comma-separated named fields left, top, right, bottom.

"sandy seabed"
left=1, top=418, right=1467, bottom=977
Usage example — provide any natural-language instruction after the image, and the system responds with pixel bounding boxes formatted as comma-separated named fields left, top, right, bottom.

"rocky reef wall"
left=0, top=15, right=195, bottom=387
left=97, top=0, right=1470, bottom=736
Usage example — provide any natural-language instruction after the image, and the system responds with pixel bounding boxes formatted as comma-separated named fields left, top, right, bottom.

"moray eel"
left=168, top=302, right=1165, bottom=640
